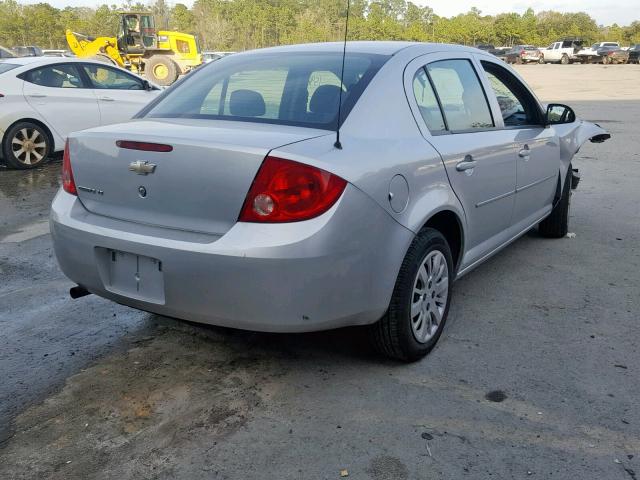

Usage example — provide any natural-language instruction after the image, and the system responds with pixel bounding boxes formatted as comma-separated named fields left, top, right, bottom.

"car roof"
left=238, top=41, right=481, bottom=57
left=0, top=56, right=87, bottom=66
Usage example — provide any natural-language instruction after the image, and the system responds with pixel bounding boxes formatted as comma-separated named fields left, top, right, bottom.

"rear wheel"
left=602, top=55, right=610, bottom=65
left=145, top=55, right=179, bottom=86
left=369, top=228, right=453, bottom=362
left=539, top=168, right=572, bottom=238
left=2, top=121, right=51, bottom=169
left=538, top=55, right=545, bottom=64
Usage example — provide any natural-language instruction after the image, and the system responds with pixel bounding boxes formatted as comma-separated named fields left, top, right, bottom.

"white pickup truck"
left=539, top=40, right=584, bottom=64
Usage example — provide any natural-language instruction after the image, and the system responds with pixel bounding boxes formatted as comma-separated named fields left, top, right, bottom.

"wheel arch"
left=417, top=209, right=465, bottom=276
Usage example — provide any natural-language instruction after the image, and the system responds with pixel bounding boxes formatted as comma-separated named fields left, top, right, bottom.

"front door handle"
left=28, top=94, right=47, bottom=98
left=518, top=145, right=530, bottom=158
left=456, top=155, right=477, bottom=171
left=99, top=96, right=115, bottom=102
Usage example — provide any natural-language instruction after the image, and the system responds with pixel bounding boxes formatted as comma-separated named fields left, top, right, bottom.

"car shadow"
left=149, top=313, right=396, bottom=365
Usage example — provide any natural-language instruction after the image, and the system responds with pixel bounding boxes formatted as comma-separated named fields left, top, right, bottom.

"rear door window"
left=24, top=64, right=84, bottom=88
left=425, top=59, right=494, bottom=131
left=412, top=68, right=446, bottom=132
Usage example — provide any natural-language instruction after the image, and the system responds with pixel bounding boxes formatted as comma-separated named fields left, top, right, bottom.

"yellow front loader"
left=66, top=12, right=201, bottom=86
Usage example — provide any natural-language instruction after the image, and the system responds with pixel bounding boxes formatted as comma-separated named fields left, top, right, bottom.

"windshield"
left=143, top=52, right=389, bottom=130
left=0, top=63, right=19, bottom=74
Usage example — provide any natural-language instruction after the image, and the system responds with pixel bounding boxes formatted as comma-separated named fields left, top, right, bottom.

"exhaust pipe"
left=70, top=285, right=91, bottom=299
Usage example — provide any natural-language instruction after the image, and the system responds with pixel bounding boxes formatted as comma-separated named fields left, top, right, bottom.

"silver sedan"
left=51, top=42, right=609, bottom=361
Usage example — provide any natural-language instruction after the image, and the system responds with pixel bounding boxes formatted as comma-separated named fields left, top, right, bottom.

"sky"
left=22, top=0, right=639, bottom=27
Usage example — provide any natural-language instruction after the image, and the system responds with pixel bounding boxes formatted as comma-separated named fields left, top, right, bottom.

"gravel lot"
left=0, top=64, right=638, bottom=479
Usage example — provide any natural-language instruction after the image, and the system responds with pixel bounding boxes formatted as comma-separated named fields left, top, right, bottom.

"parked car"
left=0, top=45, right=15, bottom=58
left=505, top=45, right=543, bottom=64
left=0, top=57, right=161, bottom=169
left=475, top=44, right=507, bottom=58
left=539, top=39, right=583, bottom=64
left=628, top=44, right=640, bottom=64
left=12, top=45, right=43, bottom=57
left=42, top=49, right=76, bottom=58
left=492, top=47, right=511, bottom=62
left=202, top=51, right=235, bottom=63
left=576, top=42, right=627, bottom=63
left=51, top=42, right=609, bottom=361
left=597, top=46, right=630, bottom=64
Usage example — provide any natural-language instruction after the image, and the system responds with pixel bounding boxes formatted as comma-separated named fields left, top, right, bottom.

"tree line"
left=1, top=0, right=639, bottom=51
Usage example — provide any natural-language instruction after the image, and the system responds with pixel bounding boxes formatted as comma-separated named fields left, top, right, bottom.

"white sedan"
left=0, top=57, right=161, bottom=169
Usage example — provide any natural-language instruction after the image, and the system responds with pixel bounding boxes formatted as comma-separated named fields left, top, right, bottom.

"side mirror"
left=141, top=79, right=153, bottom=91
left=545, top=103, right=576, bottom=126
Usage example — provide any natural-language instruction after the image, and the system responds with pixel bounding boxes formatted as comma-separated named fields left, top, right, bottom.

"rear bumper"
left=50, top=185, right=413, bottom=332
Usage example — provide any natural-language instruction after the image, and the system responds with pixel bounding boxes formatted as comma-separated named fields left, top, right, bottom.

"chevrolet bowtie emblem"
left=129, top=160, right=157, bottom=175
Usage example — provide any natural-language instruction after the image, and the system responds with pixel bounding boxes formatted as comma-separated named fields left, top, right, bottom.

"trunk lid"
left=70, top=119, right=329, bottom=235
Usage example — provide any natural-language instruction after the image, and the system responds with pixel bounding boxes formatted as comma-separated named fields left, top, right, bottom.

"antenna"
left=334, top=0, right=350, bottom=150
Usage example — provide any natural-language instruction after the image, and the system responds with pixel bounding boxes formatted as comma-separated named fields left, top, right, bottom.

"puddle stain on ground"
left=0, top=325, right=286, bottom=479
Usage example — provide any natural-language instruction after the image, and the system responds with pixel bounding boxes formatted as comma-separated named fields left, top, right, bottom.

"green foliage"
left=0, top=0, right=638, bottom=51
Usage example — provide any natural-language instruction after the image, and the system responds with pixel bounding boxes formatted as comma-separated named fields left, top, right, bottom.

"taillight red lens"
left=62, top=139, right=77, bottom=195
left=239, top=156, right=347, bottom=223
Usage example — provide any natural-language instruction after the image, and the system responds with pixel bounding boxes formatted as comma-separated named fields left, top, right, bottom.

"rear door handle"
left=28, top=94, right=47, bottom=98
left=456, top=155, right=477, bottom=171
left=99, top=96, right=115, bottom=102
left=518, top=145, right=530, bottom=158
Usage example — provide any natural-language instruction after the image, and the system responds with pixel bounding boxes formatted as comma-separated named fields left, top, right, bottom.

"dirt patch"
left=0, top=324, right=286, bottom=479
left=366, top=455, right=409, bottom=480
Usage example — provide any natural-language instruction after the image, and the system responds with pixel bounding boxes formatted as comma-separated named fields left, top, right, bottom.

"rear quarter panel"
left=273, top=46, right=466, bottom=237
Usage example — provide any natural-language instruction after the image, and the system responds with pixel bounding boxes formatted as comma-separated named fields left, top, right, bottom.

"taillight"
left=62, top=140, right=77, bottom=195
left=239, top=156, right=347, bottom=223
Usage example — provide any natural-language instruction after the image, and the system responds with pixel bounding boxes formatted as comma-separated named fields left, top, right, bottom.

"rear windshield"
left=142, top=52, right=389, bottom=130
left=0, top=63, right=19, bottom=75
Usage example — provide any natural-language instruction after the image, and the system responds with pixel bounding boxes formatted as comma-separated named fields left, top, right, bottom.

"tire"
left=602, top=55, right=610, bottom=65
left=145, top=55, right=179, bottom=86
left=538, top=55, right=545, bottom=64
left=369, top=228, right=454, bottom=362
left=1, top=121, right=51, bottom=169
left=539, top=168, right=572, bottom=238
left=560, top=54, right=569, bottom=65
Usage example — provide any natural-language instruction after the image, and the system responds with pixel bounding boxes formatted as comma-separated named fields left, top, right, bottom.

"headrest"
left=309, top=84, right=342, bottom=116
left=229, top=89, right=266, bottom=117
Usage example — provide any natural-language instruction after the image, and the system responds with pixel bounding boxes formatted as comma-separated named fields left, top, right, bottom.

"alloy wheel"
left=410, top=250, right=449, bottom=343
left=11, top=128, right=47, bottom=166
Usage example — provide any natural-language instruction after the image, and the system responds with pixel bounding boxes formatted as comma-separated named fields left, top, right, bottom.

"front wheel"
left=539, top=168, right=572, bottom=238
left=538, top=55, right=545, bottom=64
left=369, top=228, right=453, bottom=362
left=2, top=121, right=51, bottom=169
left=560, top=54, right=569, bottom=65
left=602, top=55, right=610, bottom=65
